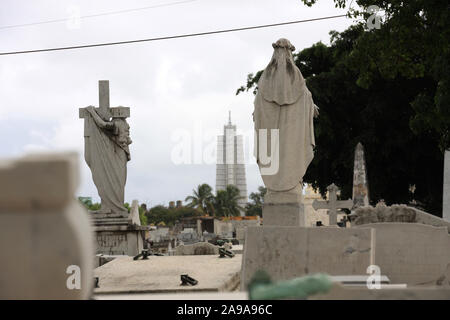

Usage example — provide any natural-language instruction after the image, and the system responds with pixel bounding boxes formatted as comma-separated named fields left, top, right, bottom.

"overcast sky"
left=0, top=0, right=354, bottom=207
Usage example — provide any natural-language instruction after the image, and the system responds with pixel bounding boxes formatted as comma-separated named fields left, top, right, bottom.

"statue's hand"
left=86, top=106, right=95, bottom=113
left=313, top=105, right=319, bottom=118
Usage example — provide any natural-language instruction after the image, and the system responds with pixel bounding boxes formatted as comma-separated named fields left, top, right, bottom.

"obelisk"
left=352, top=142, right=369, bottom=208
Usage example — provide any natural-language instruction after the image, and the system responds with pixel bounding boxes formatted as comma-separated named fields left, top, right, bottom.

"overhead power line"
left=0, top=14, right=347, bottom=56
left=0, top=0, right=199, bottom=31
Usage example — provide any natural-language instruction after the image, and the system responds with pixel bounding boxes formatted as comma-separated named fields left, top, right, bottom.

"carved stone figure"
left=79, top=81, right=131, bottom=215
left=253, top=38, right=319, bottom=194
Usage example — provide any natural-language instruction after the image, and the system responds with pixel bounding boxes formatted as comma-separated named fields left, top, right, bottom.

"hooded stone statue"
left=254, top=38, right=318, bottom=192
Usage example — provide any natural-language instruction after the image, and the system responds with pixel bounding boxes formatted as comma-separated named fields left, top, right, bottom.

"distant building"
left=215, top=112, right=248, bottom=216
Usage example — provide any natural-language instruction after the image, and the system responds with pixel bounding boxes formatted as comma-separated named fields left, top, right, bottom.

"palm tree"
left=213, top=185, right=245, bottom=217
left=185, top=183, right=214, bottom=216
left=245, top=186, right=267, bottom=216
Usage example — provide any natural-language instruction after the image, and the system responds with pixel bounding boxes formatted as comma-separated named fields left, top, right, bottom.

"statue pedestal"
left=242, top=186, right=372, bottom=290
left=262, top=186, right=306, bottom=227
left=91, top=211, right=148, bottom=256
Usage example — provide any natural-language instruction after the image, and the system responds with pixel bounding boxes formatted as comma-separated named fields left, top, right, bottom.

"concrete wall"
left=241, top=226, right=374, bottom=288
left=356, top=223, right=450, bottom=286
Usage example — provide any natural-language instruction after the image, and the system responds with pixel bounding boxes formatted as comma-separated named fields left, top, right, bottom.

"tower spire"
left=228, top=110, right=231, bottom=125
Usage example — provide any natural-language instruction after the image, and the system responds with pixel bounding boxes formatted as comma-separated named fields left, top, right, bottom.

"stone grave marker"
left=312, top=184, right=353, bottom=225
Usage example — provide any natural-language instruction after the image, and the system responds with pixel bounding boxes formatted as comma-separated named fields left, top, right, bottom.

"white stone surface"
left=254, top=38, right=318, bottom=192
left=0, top=152, right=94, bottom=299
left=130, top=199, right=141, bottom=226
left=94, top=255, right=242, bottom=294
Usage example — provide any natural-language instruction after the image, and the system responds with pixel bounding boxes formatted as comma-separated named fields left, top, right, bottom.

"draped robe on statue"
left=254, top=38, right=317, bottom=192
left=84, top=112, right=130, bottom=214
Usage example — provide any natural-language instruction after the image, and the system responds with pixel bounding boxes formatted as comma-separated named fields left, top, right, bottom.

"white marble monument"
left=79, top=80, right=131, bottom=216
left=79, top=81, right=146, bottom=256
left=253, top=38, right=319, bottom=226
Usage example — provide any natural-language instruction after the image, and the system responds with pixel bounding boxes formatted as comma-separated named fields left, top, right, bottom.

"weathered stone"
left=262, top=184, right=306, bottom=226
left=130, top=199, right=141, bottom=226
left=263, top=202, right=306, bottom=226
left=254, top=39, right=319, bottom=226
left=312, top=184, right=352, bottom=225
left=0, top=152, right=94, bottom=299
left=94, top=255, right=242, bottom=294
left=79, top=80, right=131, bottom=216
left=94, top=226, right=145, bottom=256
left=351, top=204, right=450, bottom=232
left=241, top=226, right=374, bottom=288
left=254, top=38, right=318, bottom=193
left=303, top=184, right=347, bottom=226
left=0, top=152, right=78, bottom=211
left=175, top=242, right=219, bottom=256
left=355, top=223, right=450, bottom=286
left=352, top=142, right=370, bottom=208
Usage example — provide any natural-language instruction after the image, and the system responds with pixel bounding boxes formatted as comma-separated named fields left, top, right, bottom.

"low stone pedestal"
left=91, top=215, right=147, bottom=256
left=262, top=187, right=306, bottom=226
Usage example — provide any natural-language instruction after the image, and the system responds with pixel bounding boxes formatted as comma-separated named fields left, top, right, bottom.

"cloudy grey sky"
left=0, top=0, right=354, bottom=207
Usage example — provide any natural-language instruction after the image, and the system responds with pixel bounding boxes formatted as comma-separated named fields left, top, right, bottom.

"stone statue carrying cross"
left=312, top=184, right=352, bottom=225
left=79, top=80, right=132, bottom=216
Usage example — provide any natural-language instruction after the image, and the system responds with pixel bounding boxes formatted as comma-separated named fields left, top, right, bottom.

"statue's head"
left=272, top=38, right=295, bottom=52
left=257, top=38, right=304, bottom=105
left=265, top=38, right=298, bottom=84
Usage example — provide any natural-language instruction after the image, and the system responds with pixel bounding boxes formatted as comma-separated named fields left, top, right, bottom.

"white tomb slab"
left=94, top=254, right=242, bottom=294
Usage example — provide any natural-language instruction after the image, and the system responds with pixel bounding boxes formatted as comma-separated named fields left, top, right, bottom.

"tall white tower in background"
left=216, top=111, right=248, bottom=216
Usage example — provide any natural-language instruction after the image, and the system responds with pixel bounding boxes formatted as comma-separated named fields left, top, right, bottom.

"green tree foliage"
left=77, top=197, right=100, bottom=211
left=213, top=185, right=245, bottom=217
left=304, top=0, right=450, bottom=150
left=185, top=183, right=215, bottom=215
left=237, top=0, right=449, bottom=215
left=138, top=205, right=148, bottom=225
left=245, top=186, right=267, bottom=217
left=145, top=204, right=201, bottom=227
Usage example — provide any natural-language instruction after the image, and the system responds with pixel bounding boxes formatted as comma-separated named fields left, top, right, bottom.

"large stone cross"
left=79, top=80, right=130, bottom=131
left=312, top=183, right=353, bottom=225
